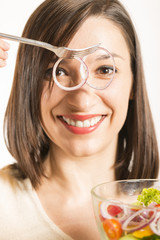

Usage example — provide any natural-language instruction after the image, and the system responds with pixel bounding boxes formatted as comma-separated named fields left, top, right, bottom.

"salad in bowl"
left=91, top=179, right=160, bottom=240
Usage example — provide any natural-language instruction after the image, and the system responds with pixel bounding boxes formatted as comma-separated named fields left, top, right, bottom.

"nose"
left=65, top=84, right=99, bottom=112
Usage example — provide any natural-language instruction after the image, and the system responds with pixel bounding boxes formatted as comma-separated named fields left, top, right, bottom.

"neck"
left=42, top=138, right=117, bottom=200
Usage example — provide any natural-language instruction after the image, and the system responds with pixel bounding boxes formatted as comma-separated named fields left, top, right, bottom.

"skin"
left=41, top=17, right=133, bottom=158
left=0, top=17, right=133, bottom=240
left=0, top=39, right=9, bottom=67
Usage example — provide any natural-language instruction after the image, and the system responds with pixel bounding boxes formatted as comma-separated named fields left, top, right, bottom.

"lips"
left=58, top=114, right=106, bottom=134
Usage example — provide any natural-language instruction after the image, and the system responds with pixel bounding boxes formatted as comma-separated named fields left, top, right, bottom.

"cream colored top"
left=0, top=175, right=73, bottom=240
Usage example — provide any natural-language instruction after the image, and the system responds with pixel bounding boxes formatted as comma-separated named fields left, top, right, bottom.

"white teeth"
left=76, top=121, right=83, bottom=128
left=62, top=116, right=102, bottom=128
left=90, top=118, right=96, bottom=126
left=83, top=120, right=90, bottom=127
left=63, top=117, right=71, bottom=125
left=70, top=119, right=76, bottom=126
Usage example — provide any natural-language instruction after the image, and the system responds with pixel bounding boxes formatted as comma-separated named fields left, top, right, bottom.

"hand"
left=0, top=39, right=10, bottom=67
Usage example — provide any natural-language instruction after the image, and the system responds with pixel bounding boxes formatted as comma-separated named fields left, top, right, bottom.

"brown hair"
left=3, top=0, right=159, bottom=188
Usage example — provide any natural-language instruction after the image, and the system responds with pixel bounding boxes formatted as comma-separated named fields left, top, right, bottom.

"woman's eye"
left=44, top=68, right=53, bottom=81
left=97, top=66, right=114, bottom=75
left=56, top=67, right=67, bottom=76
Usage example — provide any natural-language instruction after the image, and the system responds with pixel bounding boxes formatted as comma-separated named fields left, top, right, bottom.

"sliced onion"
left=100, top=200, right=130, bottom=222
left=122, top=208, right=156, bottom=233
left=148, top=202, right=157, bottom=208
left=150, top=212, right=160, bottom=236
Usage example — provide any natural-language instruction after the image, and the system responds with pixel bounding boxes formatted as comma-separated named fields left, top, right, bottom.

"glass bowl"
left=91, top=179, right=160, bottom=240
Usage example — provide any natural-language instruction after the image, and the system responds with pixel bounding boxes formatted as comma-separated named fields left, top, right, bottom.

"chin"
left=67, top=143, right=102, bottom=158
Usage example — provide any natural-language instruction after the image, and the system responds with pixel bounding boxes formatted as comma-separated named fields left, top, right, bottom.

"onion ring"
left=150, top=212, right=160, bottom=236
left=100, top=200, right=130, bottom=222
left=122, top=208, right=156, bottom=233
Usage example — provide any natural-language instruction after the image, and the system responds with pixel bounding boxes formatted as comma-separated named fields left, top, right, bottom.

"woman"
left=0, top=0, right=159, bottom=239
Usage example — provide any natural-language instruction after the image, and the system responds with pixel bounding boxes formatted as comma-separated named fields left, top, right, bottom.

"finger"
left=0, top=39, right=10, bottom=51
left=0, top=48, right=8, bottom=60
left=0, top=59, right=7, bottom=67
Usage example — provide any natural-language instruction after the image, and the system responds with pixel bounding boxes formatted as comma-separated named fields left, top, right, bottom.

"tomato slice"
left=107, top=205, right=123, bottom=217
left=103, top=218, right=122, bottom=240
left=155, top=204, right=160, bottom=211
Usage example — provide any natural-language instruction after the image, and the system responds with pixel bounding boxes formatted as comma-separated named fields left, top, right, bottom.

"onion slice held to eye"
left=122, top=208, right=156, bottom=233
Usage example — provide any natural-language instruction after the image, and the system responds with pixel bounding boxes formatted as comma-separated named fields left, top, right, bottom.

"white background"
left=0, top=0, right=160, bottom=169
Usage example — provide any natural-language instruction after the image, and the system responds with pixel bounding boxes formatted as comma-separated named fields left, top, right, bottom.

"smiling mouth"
left=58, top=115, right=106, bottom=134
left=61, top=115, right=103, bottom=128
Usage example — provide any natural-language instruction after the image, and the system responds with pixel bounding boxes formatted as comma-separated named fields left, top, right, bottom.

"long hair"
left=3, top=0, right=159, bottom=188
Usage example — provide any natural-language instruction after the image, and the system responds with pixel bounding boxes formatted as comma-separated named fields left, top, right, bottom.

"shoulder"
left=0, top=164, right=31, bottom=215
left=0, top=165, right=35, bottom=237
left=0, top=164, right=27, bottom=193
left=0, top=165, right=22, bottom=214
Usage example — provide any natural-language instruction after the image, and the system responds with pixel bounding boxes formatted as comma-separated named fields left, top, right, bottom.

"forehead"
left=68, top=16, right=130, bottom=62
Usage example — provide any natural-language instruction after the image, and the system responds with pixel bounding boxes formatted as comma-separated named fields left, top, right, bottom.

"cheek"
left=110, top=67, right=133, bottom=106
left=40, top=84, right=52, bottom=122
left=102, top=72, right=133, bottom=129
left=40, top=82, right=65, bottom=111
left=40, top=83, right=67, bottom=138
left=40, top=84, right=57, bottom=134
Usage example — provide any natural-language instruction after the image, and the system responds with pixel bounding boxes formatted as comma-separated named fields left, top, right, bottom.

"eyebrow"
left=48, top=52, right=124, bottom=66
left=96, top=53, right=124, bottom=61
left=112, top=53, right=124, bottom=60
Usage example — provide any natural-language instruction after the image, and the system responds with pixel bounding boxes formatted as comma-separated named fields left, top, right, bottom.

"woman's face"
left=40, top=17, right=133, bottom=157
